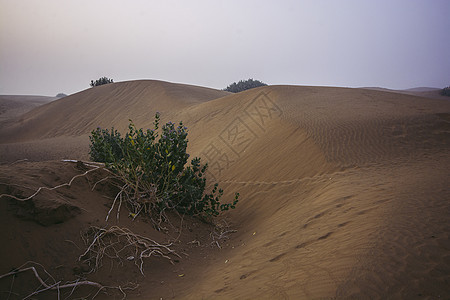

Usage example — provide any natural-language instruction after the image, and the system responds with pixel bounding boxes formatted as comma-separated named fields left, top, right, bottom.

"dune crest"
left=0, top=80, right=230, bottom=143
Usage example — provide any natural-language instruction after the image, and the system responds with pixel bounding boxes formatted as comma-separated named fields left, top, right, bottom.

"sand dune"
left=0, top=95, right=56, bottom=126
left=0, top=80, right=230, bottom=161
left=0, top=80, right=449, bottom=299
left=0, top=80, right=230, bottom=143
left=363, top=86, right=448, bottom=100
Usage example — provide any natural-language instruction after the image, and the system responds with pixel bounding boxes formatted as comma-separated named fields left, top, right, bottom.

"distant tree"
left=90, top=77, right=114, bottom=87
left=56, top=93, right=67, bottom=98
left=440, top=86, right=450, bottom=97
left=223, top=78, right=268, bottom=93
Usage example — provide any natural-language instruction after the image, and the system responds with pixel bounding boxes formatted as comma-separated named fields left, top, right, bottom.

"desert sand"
left=0, top=80, right=449, bottom=299
left=0, top=95, right=57, bottom=126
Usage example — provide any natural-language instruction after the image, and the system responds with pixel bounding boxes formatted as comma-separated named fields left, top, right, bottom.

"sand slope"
left=363, top=86, right=449, bottom=100
left=0, top=95, right=56, bottom=125
left=0, top=80, right=230, bottom=142
left=0, top=80, right=230, bottom=161
left=1, top=81, right=449, bottom=299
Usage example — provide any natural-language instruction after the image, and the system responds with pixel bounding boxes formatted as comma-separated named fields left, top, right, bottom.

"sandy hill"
left=0, top=95, right=57, bottom=125
left=403, top=87, right=441, bottom=92
left=0, top=80, right=230, bottom=161
left=363, top=86, right=448, bottom=100
left=0, top=80, right=230, bottom=142
left=0, top=80, right=449, bottom=299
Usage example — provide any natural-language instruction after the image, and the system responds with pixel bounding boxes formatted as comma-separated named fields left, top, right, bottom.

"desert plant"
left=224, top=78, right=267, bottom=93
left=441, top=86, right=450, bottom=97
left=56, top=93, right=67, bottom=98
left=89, top=113, right=239, bottom=220
left=90, top=77, right=114, bottom=87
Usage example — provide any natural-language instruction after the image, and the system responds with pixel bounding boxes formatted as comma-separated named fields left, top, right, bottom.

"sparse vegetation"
left=56, top=93, right=67, bottom=98
left=440, top=86, right=450, bottom=97
left=90, top=77, right=114, bottom=87
left=89, top=113, right=239, bottom=222
left=224, top=78, right=267, bottom=93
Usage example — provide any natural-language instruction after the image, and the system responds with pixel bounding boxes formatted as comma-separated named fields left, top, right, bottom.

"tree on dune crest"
left=224, top=78, right=267, bottom=93
left=441, top=86, right=450, bottom=97
left=90, top=77, right=114, bottom=87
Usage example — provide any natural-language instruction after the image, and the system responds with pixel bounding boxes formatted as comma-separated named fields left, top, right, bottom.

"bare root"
left=0, top=261, right=137, bottom=299
left=104, top=170, right=159, bottom=223
left=79, top=226, right=180, bottom=276
left=0, top=160, right=104, bottom=202
left=210, top=219, right=237, bottom=249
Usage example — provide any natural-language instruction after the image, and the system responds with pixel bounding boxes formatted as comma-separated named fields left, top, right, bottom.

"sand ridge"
left=0, top=80, right=449, bottom=299
left=0, top=80, right=230, bottom=143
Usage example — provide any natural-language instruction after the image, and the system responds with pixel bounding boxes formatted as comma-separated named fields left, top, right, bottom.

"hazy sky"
left=1, top=0, right=449, bottom=96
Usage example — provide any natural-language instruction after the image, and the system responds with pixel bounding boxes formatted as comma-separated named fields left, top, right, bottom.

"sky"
left=0, top=0, right=449, bottom=96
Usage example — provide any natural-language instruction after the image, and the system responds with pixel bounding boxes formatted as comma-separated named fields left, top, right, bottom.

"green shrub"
left=90, top=77, right=114, bottom=87
left=89, top=113, right=239, bottom=219
left=441, top=86, right=450, bottom=97
left=224, top=78, right=267, bottom=93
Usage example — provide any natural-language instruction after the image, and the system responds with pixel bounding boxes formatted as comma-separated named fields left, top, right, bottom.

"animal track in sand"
left=239, top=269, right=258, bottom=280
left=317, top=232, right=333, bottom=240
left=269, top=252, right=288, bottom=262
left=220, top=168, right=360, bottom=187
